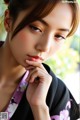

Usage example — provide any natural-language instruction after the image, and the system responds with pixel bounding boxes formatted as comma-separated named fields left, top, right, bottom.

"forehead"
left=43, top=2, right=73, bottom=30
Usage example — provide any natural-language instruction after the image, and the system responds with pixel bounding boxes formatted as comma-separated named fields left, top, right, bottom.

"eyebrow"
left=38, top=19, right=49, bottom=26
left=58, top=28, right=69, bottom=32
left=38, top=19, right=70, bottom=32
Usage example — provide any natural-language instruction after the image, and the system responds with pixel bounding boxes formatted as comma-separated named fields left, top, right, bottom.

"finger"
left=27, top=69, right=40, bottom=83
left=25, top=66, right=35, bottom=70
left=27, top=68, right=36, bottom=82
left=26, top=60, right=46, bottom=71
left=27, top=67, right=45, bottom=83
left=30, top=73, right=39, bottom=83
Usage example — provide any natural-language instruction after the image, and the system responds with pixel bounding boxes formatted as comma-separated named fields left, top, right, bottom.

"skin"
left=0, top=2, right=73, bottom=120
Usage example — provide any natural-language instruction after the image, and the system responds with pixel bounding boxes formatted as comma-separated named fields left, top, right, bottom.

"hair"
left=4, top=0, right=80, bottom=38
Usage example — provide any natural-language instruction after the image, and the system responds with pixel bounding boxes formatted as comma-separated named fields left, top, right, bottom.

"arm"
left=25, top=61, right=52, bottom=120
left=31, top=104, right=51, bottom=120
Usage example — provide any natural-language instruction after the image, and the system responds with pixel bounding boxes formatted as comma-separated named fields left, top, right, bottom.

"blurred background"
left=0, top=0, right=80, bottom=103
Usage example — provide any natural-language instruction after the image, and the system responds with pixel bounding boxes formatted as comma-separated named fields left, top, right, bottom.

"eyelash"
left=29, top=25, right=42, bottom=33
left=29, top=25, right=66, bottom=40
left=55, top=34, right=65, bottom=41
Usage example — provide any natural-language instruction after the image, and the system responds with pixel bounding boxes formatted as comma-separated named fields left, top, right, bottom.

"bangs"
left=12, top=0, right=58, bottom=38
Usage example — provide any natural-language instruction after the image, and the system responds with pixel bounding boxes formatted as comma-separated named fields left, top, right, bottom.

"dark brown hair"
left=4, top=0, right=80, bottom=38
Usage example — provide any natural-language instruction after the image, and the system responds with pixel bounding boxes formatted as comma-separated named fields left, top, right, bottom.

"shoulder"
left=42, top=63, right=66, bottom=90
left=43, top=63, right=79, bottom=120
left=43, top=63, right=69, bottom=104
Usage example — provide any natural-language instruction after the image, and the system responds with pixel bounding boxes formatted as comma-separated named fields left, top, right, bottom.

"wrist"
left=31, top=104, right=50, bottom=120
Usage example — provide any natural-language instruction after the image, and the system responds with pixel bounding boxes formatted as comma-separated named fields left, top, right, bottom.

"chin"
left=17, top=60, right=26, bottom=68
left=22, top=60, right=29, bottom=68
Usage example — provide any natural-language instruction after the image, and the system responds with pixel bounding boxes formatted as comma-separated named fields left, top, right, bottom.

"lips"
left=27, top=55, right=44, bottom=61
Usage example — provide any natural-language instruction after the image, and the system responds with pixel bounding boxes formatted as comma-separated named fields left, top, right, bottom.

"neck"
left=0, top=40, right=26, bottom=84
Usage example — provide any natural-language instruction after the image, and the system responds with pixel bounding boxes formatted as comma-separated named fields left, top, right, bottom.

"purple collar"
left=5, top=71, right=29, bottom=120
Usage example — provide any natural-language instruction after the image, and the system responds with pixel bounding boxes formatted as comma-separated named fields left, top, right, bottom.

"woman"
left=0, top=0, right=79, bottom=120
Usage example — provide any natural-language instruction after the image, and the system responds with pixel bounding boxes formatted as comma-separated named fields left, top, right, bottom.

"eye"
left=55, top=34, right=66, bottom=41
left=29, top=25, right=42, bottom=33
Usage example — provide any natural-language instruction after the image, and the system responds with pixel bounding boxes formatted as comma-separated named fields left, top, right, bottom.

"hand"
left=25, top=60, right=52, bottom=107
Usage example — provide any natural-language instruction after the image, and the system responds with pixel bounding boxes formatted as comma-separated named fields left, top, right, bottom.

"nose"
left=35, top=34, right=52, bottom=52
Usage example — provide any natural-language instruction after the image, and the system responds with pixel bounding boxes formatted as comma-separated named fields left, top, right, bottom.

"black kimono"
left=10, top=64, right=79, bottom=120
left=0, top=41, right=79, bottom=120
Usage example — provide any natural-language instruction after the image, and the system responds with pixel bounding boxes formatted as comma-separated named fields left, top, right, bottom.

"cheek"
left=11, top=31, right=31, bottom=56
left=16, top=30, right=31, bottom=46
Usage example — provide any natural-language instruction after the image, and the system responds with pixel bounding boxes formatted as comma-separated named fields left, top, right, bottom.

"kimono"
left=0, top=41, right=79, bottom=120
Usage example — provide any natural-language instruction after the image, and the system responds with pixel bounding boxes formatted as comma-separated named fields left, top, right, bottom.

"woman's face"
left=7, top=2, right=73, bottom=67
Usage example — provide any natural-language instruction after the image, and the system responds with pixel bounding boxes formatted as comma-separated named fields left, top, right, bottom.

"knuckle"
left=38, top=62, right=41, bottom=66
left=35, top=67, right=39, bottom=72
left=38, top=63, right=43, bottom=68
left=48, top=75, right=52, bottom=82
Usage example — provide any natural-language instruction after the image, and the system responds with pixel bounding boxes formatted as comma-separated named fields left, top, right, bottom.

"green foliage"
left=0, top=0, right=6, bottom=16
left=78, top=0, right=80, bottom=3
left=45, top=40, right=79, bottom=79
left=70, top=35, right=80, bottom=53
left=0, top=0, right=7, bottom=39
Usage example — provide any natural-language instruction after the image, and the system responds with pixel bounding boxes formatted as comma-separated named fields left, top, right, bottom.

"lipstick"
left=27, top=55, right=43, bottom=61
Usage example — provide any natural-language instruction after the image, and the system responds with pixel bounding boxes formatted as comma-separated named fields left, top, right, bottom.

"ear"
left=4, top=9, right=12, bottom=32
